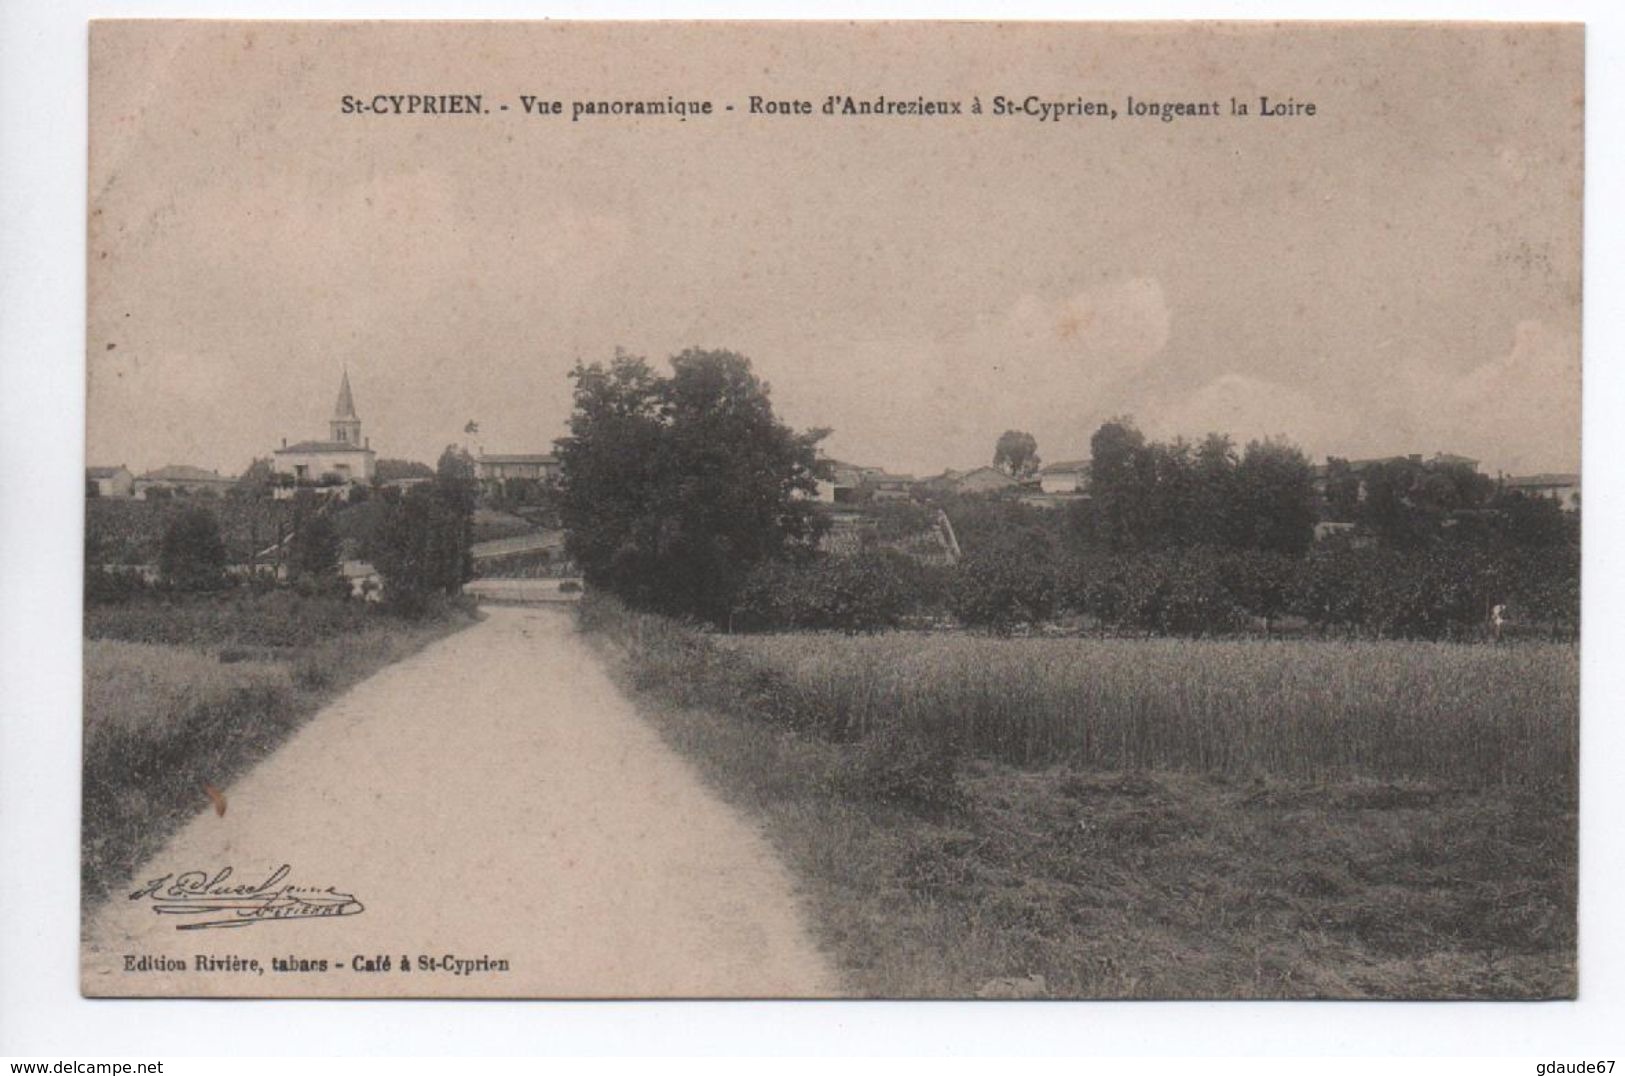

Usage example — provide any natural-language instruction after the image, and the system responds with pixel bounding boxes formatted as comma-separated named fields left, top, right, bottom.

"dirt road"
left=82, top=606, right=838, bottom=997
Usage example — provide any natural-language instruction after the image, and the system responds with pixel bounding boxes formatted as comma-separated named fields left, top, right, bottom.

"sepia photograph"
left=78, top=19, right=1581, bottom=1000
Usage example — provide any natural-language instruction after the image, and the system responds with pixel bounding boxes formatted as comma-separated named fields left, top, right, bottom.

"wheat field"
left=721, top=634, right=1578, bottom=787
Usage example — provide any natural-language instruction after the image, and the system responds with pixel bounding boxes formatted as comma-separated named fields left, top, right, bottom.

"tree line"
left=556, top=347, right=1577, bottom=640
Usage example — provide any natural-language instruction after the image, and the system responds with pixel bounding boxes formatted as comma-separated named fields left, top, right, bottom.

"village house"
left=133, top=464, right=238, bottom=499
left=1038, top=459, right=1091, bottom=495
left=867, top=472, right=918, bottom=501
left=272, top=370, right=378, bottom=493
left=947, top=466, right=1018, bottom=495
left=1504, top=472, right=1580, bottom=511
left=814, top=460, right=871, bottom=504
left=475, top=453, right=560, bottom=500
left=86, top=465, right=135, bottom=498
left=915, top=469, right=965, bottom=494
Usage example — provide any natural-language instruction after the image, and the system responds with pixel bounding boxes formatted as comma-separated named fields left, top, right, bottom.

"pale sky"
left=87, top=21, right=1582, bottom=478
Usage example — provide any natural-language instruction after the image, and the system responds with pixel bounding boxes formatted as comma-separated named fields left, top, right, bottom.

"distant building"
left=133, top=464, right=238, bottom=498
left=949, top=466, right=1018, bottom=495
left=86, top=465, right=134, bottom=498
left=1504, top=472, right=1580, bottom=511
left=272, top=370, right=378, bottom=490
left=915, top=469, right=965, bottom=494
left=1038, top=459, right=1090, bottom=495
left=867, top=472, right=917, bottom=501
left=476, top=453, right=560, bottom=499
left=814, top=459, right=870, bottom=504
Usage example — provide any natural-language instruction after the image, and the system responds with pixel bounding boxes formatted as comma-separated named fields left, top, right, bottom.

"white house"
left=86, top=465, right=135, bottom=498
left=272, top=371, right=378, bottom=490
left=813, top=460, right=869, bottom=504
left=951, top=466, right=1018, bottom=494
left=476, top=453, right=559, bottom=499
left=1504, top=472, right=1580, bottom=511
left=1038, top=459, right=1090, bottom=495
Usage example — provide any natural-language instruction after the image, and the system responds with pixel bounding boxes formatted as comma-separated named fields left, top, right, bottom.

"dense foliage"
left=992, top=429, right=1041, bottom=479
left=158, top=507, right=228, bottom=591
left=1083, top=420, right=1316, bottom=556
left=732, top=550, right=927, bottom=633
left=365, top=447, right=477, bottom=615
left=556, top=348, right=827, bottom=623
left=287, top=511, right=342, bottom=583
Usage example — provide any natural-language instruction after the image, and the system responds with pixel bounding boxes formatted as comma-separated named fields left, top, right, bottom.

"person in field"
left=1492, top=603, right=1507, bottom=643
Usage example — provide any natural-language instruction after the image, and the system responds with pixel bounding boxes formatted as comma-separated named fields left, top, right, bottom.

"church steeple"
left=330, top=370, right=362, bottom=445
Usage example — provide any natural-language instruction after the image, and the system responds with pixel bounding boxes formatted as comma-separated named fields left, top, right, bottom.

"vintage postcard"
left=83, top=20, right=1581, bottom=999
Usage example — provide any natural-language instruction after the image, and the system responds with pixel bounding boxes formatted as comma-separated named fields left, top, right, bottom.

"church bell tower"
left=330, top=370, right=362, bottom=446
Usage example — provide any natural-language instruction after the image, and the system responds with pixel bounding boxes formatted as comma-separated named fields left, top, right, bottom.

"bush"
left=1149, top=550, right=1244, bottom=636
left=838, top=719, right=964, bottom=813
left=1063, top=551, right=1247, bottom=637
left=288, top=513, right=341, bottom=581
left=85, top=565, right=148, bottom=605
left=158, top=506, right=228, bottom=591
left=733, top=550, right=918, bottom=633
left=949, top=549, right=1058, bottom=634
left=368, top=480, right=473, bottom=616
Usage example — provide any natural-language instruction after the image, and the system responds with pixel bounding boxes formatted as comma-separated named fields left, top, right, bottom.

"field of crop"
left=82, top=591, right=477, bottom=905
left=581, top=595, right=1578, bottom=998
left=719, top=634, right=1578, bottom=787
left=85, top=497, right=295, bottom=564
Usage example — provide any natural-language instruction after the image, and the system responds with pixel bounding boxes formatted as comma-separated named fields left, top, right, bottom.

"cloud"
left=765, top=276, right=1175, bottom=473
left=985, top=276, right=1171, bottom=380
left=1434, top=319, right=1580, bottom=473
left=1146, top=373, right=1349, bottom=452
left=941, top=276, right=1172, bottom=425
left=1138, top=320, right=1581, bottom=474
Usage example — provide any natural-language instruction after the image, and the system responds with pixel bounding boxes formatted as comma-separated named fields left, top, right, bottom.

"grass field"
left=720, top=633, right=1578, bottom=786
left=580, top=595, right=1578, bottom=998
left=82, top=591, right=477, bottom=905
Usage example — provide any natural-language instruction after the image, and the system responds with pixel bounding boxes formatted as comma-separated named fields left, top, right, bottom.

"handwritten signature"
left=129, top=865, right=364, bottom=931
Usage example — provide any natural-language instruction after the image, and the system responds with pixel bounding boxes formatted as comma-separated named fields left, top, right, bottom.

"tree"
left=732, top=550, right=919, bottom=633
left=365, top=448, right=477, bottom=615
left=1145, top=438, right=1197, bottom=548
left=370, top=487, right=471, bottom=615
left=374, top=458, right=436, bottom=483
left=556, top=347, right=828, bottom=623
left=234, top=457, right=275, bottom=498
left=1322, top=457, right=1360, bottom=523
left=950, top=549, right=1057, bottom=633
left=1089, top=417, right=1155, bottom=553
left=993, top=430, right=1041, bottom=480
left=1234, top=437, right=1315, bottom=557
left=1190, top=433, right=1241, bottom=547
left=159, top=506, right=227, bottom=590
left=1221, top=550, right=1298, bottom=633
left=288, top=513, right=341, bottom=581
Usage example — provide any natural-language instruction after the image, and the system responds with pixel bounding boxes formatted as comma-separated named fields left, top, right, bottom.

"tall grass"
left=716, top=631, right=1577, bottom=788
left=579, top=594, right=1577, bottom=998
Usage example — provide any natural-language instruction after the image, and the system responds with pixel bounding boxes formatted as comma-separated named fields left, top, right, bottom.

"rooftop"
left=276, top=440, right=375, bottom=455
left=138, top=464, right=236, bottom=483
left=1504, top=473, right=1580, bottom=487
left=1040, top=459, right=1091, bottom=474
left=478, top=453, right=558, bottom=465
left=334, top=370, right=358, bottom=420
